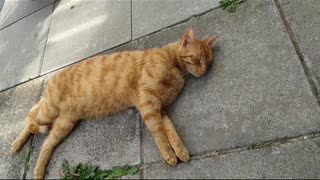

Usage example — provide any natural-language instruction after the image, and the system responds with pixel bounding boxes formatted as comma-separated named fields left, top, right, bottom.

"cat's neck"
left=165, top=41, right=188, bottom=76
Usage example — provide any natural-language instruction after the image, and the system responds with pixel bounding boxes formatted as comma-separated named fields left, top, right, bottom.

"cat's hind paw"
left=33, top=166, right=45, bottom=180
left=164, top=154, right=177, bottom=165
left=11, top=139, right=22, bottom=155
left=177, top=149, right=190, bottom=162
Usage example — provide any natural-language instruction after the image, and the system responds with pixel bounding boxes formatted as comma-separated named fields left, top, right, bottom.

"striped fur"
left=11, top=28, right=219, bottom=179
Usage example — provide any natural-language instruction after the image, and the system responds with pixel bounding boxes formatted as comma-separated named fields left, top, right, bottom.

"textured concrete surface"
left=0, top=0, right=53, bottom=29
left=0, top=5, right=52, bottom=91
left=2, top=0, right=320, bottom=179
left=132, top=0, right=220, bottom=39
left=0, top=78, right=43, bottom=179
left=279, top=0, right=320, bottom=92
left=144, top=137, right=320, bottom=179
left=41, top=0, right=131, bottom=74
left=27, top=109, right=141, bottom=179
left=132, top=0, right=320, bottom=163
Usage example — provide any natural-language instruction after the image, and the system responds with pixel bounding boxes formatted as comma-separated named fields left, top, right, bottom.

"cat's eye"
left=191, top=57, right=201, bottom=65
left=184, top=60, right=195, bottom=65
left=182, top=56, right=201, bottom=66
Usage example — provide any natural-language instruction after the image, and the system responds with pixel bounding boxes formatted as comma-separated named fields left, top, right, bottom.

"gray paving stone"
left=27, top=109, right=141, bottom=179
left=41, top=0, right=131, bottom=74
left=127, top=0, right=320, bottom=163
left=0, top=78, right=43, bottom=179
left=0, top=0, right=53, bottom=29
left=144, top=137, right=320, bottom=179
left=279, top=0, right=320, bottom=93
left=0, top=5, right=52, bottom=91
left=132, top=0, right=220, bottom=39
left=0, top=0, right=4, bottom=12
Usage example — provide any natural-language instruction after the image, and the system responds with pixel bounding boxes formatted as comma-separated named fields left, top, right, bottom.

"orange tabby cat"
left=11, top=28, right=219, bottom=179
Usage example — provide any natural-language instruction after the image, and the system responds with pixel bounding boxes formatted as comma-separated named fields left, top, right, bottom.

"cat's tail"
left=27, top=98, right=57, bottom=135
left=26, top=102, right=48, bottom=135
left=28, top=121, right=49, bottom=135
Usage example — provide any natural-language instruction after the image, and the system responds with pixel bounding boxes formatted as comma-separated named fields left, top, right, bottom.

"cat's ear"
left=205, top=35, right=219, bottom=46
left=182, top=28, right=196, bottom=47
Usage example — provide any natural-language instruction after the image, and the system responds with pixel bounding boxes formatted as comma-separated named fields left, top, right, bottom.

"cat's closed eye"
left=183, top=57, right=201, bottom=66
left=182, top=59, right=195, bottom=65
left=191, top=57, right=201, bottom=65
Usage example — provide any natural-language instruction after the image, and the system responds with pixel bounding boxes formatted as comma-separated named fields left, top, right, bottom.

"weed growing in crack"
left=60, top=159, right=138, bottom=180
left=219, top=0, right=246, bottom=13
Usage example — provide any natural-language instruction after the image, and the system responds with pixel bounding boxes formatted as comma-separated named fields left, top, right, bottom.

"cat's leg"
left=161, top=111, right=189, bottom=162
left=11, top=102, right=40, bottom=154
left=138, top=102, right=177, bottom=165
left=11, top=122, right=31, bottom=154
left=33, top=114, right=78, bottom=179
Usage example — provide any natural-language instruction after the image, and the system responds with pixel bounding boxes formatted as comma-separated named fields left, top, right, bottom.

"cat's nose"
left=200, top=66, right=207, bottom=74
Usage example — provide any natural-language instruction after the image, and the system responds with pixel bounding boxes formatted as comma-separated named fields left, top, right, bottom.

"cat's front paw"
left=164, top=153, right=177, bottom=165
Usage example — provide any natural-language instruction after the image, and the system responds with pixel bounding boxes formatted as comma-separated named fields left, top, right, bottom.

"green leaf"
left=220, top=0, right=231, bottom=7
left=107, top=174, right=114, bottom=180
left=95, top=170, right=110, bottom=179
left=62, top=160, right=70, bottom=177
left=226, top=3, right=236, bottom=12
left=219, top=0, right=244, bottom=12
left=219, top=0, right=229, bottom=5
left=127, top=167, right=138, bottom=175
left=62, top=160, right=68, bottom=169
left=111, top=167, right=125, bottom=177
left=84, top=171, right=95, bottom=179
left=71, top=165, right=78, bottom=175
left=191, top=15, right=200, bottom=20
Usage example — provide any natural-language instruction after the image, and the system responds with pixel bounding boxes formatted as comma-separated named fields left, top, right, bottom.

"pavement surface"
left=1, top=0, right=320, bottom=179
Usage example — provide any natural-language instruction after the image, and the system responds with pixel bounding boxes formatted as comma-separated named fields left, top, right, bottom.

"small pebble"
left=271, top=147, right=281, bottom=155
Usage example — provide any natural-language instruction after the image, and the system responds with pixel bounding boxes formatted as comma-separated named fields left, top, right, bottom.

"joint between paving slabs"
left=0, top=2, right=55, bottom=31
left=192, top=132, right=320, bottom=161
left=21, top=135, right=34, bottom=180
left=38, top=3, right=55, bottom=76
left=274, top=0, right=320, bottom=106
left=21, top=78, right=45, bottom=179
left=131, top=5, right=221, bottom=42
left=130, top=0, right=133, bottom=41
left=142, top=131, right=320, bottom=168
left=137, top=111, right=144, bottom=179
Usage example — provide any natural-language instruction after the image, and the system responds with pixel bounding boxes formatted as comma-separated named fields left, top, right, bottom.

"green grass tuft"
left=219, top=0, right=246, bottom=13
left=60, top=160, right=138, bottom=180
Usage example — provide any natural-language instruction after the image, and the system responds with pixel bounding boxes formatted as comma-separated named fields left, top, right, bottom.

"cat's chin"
left=192, top=73, right=205, bottom=78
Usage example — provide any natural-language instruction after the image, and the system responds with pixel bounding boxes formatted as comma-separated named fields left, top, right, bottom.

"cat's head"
left=178, top=28, right=219, bottom=77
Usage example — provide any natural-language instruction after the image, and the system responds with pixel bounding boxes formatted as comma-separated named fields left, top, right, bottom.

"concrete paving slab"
left=41, top=0, right=131, bottom=74
left=143, top=137, right=320, bottom=179
left=279, top=0, right=320, bottom=92
left=0, top=78, right=43, bottom=178
left=132, top=0, right=220, bottom=39
left=126, top=0, right=320, bottom=163
left=0, top=5, right=52, bottom=91
left=0, top=0, right=53, bottom=30
left=27, top=109, right=141, bottom=179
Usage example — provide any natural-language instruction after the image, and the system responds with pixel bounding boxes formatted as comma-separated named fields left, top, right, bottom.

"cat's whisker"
left=184, top=73, right=191, bottom=79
